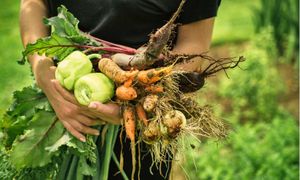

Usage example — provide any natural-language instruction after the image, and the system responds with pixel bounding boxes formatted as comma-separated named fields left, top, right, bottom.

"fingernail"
left=89, top=103, right=97, bottom=109
left=80, top=137, right=86, bottom=142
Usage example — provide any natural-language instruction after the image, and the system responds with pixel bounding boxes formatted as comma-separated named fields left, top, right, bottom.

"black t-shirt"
left=47, top=0, right=221, bottom=48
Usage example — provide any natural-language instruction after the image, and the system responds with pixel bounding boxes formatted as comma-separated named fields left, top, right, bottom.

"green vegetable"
left=0, top=85, right=100, bottom=178
left=55, top=51, right=101, bottom=90
left=10, top=111, right=64, bottom=169
left=74, top=73, right=115, bottom=105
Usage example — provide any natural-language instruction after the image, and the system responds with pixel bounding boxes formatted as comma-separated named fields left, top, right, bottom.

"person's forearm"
left=20, top=0, right=49, bottom=46
left=20, top=0, right=50, bottom=72
left=172, top=18, right=215, bottom=72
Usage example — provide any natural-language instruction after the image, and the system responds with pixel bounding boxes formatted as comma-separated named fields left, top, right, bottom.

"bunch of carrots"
left=77, top=0, right=244, bottom=179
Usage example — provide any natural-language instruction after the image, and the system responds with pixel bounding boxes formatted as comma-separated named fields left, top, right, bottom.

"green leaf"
left=19, top=5, right=100, bottom=64
left=1, top=86, right=51, bottom=148
left=21, top=33, right=76, bottom=64
left=10, top=111, right=64, bottom=169
left=8, top=85, right=51, bottom=117
left=0, top=149, right=62, bottom=180
left=45, top=132, right=71, bottom=153
left=68, top=135, right=97, bottom=176
left=44, top=5, right=89, bottom=44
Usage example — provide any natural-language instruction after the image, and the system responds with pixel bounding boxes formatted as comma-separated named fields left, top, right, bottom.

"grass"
left=212, top=0, right=259, bottom=46
left=0, top=0, right=33, bottom=115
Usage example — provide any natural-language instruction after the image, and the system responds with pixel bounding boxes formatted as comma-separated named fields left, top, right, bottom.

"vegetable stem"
left=99, top=125, right=120, bottom=180
left=87, top=53, right=102, bottom=59
left=87, top=34, right=137, bottom=52
left=57, top=153, right=73, bottom=180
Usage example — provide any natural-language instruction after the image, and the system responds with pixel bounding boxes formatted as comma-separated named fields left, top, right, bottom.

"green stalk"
left=56, top=153, right=73, bottom=180
left=94, top=126, right=102, bottom=180
left=66, top=156, right=79, bottom=180
left=87, top=54, right=102, bottom=60
left=112, top=152, right=129, bottom=180
left=98, top=125, right=119, bottom=180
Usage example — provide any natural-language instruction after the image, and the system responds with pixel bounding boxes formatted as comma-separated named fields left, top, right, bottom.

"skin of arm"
left=20, top=0, right=121, bottom=142
left=173, top=17, right=215, bottom=71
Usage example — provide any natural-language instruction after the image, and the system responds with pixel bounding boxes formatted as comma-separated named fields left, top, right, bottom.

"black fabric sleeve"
left=177, top=0, right=222, bottom=24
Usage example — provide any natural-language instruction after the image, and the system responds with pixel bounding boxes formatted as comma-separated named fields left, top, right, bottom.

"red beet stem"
left=98, top=47, right=137, bottom=54
left=87, top=34, right=137, bottom=53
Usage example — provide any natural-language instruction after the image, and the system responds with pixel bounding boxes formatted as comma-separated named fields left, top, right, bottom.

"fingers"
left=87, top=102, right=121, bottom=124
left=71, top=120, right=100, bottom=136
left=61, top=119, right=100, bottom=142
left=52, top=79, right=78, bottom=104
left=88, top=102, right=119, bottom=116
left=77, top=115, right=104, bottom=126
left=49, top=66, right=56, bottom=73
left=61, top=121, right=87, bottom=142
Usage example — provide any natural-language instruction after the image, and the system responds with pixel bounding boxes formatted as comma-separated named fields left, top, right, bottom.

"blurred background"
left=0, top=0, right=298, bottom=179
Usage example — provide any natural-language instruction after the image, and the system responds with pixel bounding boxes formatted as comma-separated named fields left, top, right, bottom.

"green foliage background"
left=0, top=0, right=33, bottom=115
left=0, top=0, right=298, bottom=179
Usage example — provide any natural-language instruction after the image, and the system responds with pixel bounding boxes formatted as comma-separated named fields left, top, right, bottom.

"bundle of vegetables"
left=0, top=0, right=244, bottom=179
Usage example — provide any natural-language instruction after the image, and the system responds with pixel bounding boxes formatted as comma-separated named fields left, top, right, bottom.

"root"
left=164, top=53, right=245, bottom=78
left=144, top=0, right=186, bottom=60
left=140, top=74, right=230, bottom=167
left=179, top=96, right=231, bottom=139
left=200, top=55, right=245, bottom=78
left=131, top=141, right=136, bottom=180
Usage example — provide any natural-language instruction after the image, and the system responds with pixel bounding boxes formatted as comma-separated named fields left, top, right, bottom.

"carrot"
left=123, top=105, right=136, bottom=180
left=123, top=105, right=136, bottom=141
left=124, top=78, right=134, bottom=87
left=145, top=85, right=164, bottom=93
left=116, top=85, right=137, bottom=101
left=136, top=103, right=148, bottom=126
left=98, top=58, right=138, bottom=84
left=137, top=65, right=173, bottom=85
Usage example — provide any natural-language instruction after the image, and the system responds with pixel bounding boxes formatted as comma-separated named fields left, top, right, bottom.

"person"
left=20, top=0, right=221, bottom=179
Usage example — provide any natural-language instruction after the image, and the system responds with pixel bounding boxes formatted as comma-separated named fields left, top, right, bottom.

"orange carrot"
left=98, top=58, right=138, bottom=83
left=137, top=65, right=173, bottom=84
left=116, top=85, right=137, bottom=101
left=136, top=103, right=148, bottom=126
left=145, top=85, right=164, bottom=93
left=124, top=78, right=134, bottom=88
left=123, top=106, right=136, bottom=180
left=123, top=105, right=135, bottom=141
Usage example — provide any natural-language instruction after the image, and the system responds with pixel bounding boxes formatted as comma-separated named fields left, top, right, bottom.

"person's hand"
left=32, top=56, right=104, bottom=142
left=87, top=101, right=121, bottom=125
left=51, top=80, right=122, bottom=125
